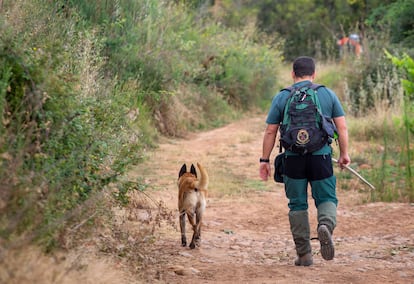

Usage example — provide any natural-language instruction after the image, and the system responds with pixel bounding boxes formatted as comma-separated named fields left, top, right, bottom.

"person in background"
left=337, top=34, right=362, bottom=58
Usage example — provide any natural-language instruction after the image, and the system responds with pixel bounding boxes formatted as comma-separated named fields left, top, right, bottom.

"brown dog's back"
left=178, top=163, right=208, bottom=209
left=177, top=163, right=208, bottom=248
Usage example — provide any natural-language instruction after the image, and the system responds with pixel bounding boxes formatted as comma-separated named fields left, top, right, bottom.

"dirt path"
left=126, top=114, right=414, bottom=283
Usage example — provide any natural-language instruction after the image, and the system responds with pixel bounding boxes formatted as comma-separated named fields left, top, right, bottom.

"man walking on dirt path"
left=259, top=56, right=351, bottom=266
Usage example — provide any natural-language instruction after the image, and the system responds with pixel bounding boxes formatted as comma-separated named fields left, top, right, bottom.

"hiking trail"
left=125, top=114, right=414, bottom=283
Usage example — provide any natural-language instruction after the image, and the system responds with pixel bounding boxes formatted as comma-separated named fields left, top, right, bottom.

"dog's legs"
left=187, top=211, right=198, bottom=249
left=179, top=211, right=187, bottom=246
left=189, top=210, right=203, bottom=249
left=194, top=210, right=203, bottom=247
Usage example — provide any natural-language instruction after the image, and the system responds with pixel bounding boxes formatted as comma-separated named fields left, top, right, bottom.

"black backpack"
left=279, top=83, right=337, bottom=155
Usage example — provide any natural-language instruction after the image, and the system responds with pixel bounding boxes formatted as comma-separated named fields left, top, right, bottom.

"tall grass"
left=335, top=47, right=414, bottom=202
left=386, top=52, right=414, bottom=202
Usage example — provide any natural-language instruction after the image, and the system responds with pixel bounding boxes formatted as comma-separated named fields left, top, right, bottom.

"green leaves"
left=389, top=53, right=414, bottom=99
left=385, top=50, right=414, bottom=201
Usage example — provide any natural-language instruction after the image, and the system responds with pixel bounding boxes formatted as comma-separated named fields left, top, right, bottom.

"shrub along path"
left=127, top=114, right=414, bottom=283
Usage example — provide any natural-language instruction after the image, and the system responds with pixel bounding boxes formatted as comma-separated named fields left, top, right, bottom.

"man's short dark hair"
left=293, top=56, right=315, bottom=77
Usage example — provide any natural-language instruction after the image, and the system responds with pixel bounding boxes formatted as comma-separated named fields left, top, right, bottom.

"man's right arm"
left=260, top=123, right=279, bottom=181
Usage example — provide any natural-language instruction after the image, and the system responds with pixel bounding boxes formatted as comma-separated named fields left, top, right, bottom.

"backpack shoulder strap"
left=281, top=86, right=295, bottom=92
left=309, top=83, right=324, bottom=90
left=281, top=83, right=324, bottom=93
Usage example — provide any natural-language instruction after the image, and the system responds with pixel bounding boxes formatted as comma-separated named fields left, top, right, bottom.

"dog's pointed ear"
left=190, top=164, right=197, bottom=177
left=178, top=164, right=187, bottom=178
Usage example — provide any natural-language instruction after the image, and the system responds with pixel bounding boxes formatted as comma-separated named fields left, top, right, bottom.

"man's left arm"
left=333, top=116, right=351, bottom=169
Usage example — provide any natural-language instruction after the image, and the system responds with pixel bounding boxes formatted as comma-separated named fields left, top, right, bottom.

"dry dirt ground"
left=125, top=114, right=414, bottom=284
left=2, top=114, right=413, bottom=284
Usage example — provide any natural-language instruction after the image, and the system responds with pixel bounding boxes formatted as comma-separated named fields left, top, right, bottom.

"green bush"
left=0, top=0, right=156, bottom=249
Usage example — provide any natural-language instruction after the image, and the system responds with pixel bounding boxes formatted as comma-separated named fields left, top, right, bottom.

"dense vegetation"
left=0, top=0, right=413, bottom=251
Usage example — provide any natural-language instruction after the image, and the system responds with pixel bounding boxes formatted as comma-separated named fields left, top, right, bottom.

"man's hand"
left=338, top=154, right=351, bottom=170
left=259, top=162, right=271, bottom=181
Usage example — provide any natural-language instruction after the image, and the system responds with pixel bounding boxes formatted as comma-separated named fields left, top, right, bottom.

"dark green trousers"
left=284, top=154, right=338, bottom=255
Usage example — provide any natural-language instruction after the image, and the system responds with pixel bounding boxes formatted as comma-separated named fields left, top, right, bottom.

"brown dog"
left=177, top=163, right=208, bottom=249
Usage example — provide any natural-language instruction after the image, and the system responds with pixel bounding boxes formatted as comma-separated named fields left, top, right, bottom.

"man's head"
left=293, top=56, right=315, bottom=78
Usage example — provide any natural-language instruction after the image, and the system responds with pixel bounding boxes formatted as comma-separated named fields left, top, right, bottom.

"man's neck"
left=294, top=76, right=313, bottom=83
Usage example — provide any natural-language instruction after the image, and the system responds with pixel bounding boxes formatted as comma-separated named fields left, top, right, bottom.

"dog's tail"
left=196, top=162, right=209, bottom=190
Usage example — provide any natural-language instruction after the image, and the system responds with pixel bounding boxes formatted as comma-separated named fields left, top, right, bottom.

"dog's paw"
left=195, top=238, right=201, bottom=247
